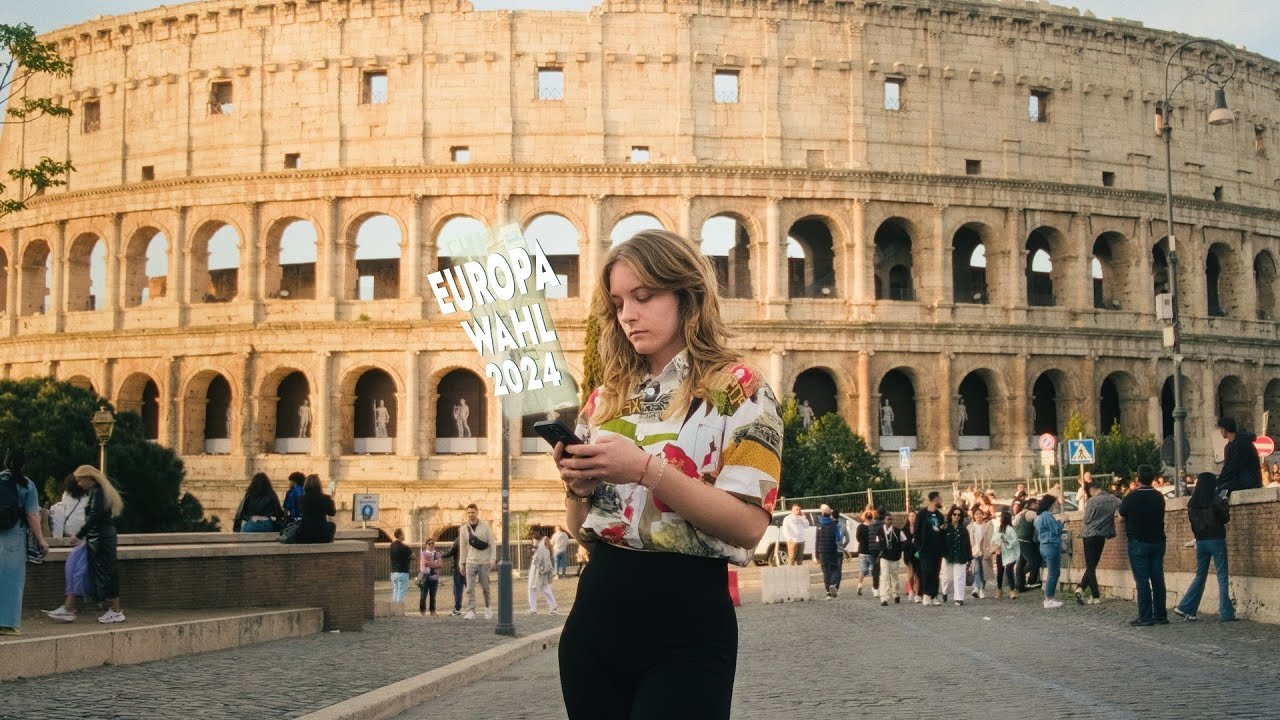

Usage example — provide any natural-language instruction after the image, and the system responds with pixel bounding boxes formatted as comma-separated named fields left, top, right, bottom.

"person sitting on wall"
left=298, top=474, right=336, bottom=543
left=233, top=472, right=284, bottom=533
left=1216, top=417, right=1262, bottom=495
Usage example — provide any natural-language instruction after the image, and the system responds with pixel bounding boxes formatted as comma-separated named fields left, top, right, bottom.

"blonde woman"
left=554, top=230, right=782, bottom=719
left=73, top=465, right=125, bottom=623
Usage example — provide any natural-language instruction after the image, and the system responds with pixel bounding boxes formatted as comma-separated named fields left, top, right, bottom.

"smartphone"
left=533, top=419, right=584, bottom=449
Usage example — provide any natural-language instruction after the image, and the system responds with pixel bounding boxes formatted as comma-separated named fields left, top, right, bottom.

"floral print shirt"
left=576, top=351, right=783, bottom=566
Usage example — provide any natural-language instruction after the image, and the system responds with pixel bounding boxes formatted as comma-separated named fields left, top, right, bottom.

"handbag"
left=466, top=528, right=490, bottom=551
left=279, top=519, right=302, bottom=544
left=415, top=574, right=427, bottom=589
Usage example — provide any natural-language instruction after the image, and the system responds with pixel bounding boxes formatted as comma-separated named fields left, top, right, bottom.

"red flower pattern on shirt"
left=762, top=488, right=779, bottom=511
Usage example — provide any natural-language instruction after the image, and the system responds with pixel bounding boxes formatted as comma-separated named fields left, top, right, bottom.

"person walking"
left=418, top=538, right=442, bottom=616
left=389, top=529, right=412, bottom=604
left=1033, top=495, right=1065, bottom=609
left=48, top=474, right=89, bottom=539
left=552, top=526, right=571, bottom=579
left=1174, top=472, right=1236, bottom=622
left=941, top=505, right=973, bottom=606
left=528, top=533, right=559, bottom=614
left=902, top=510, right=920, bottom=602
left=877, top=513, right=906, bottom=605
left=441, top=538, right=465, bottom=616
left=914, top=493, right=947, bottom=606
left=781, top=504, right=809, bottom=566
left=232, top=473, right=284, bottom=533
left=458, top=502, right=496, bottom=620
left=1076, top=483, right=1121, bottom=605
left=854, top=509, right=882, bottom=597
left=552, top=230, right=781, bottom=719
left=1119, top=465, right=1168, bottom=627
left=73, top=465, right=125, bottom=624
left=995, top=510, right=1020, bottom=600
left=298, top=474, right=336, bottom=543
left=1013, top=499, right=1041, bottom=591
left=0, top=449, right=49, bottom=635
left=968, top=507, right=992, bottom=599
left=814, top=505, right=844, bottom=599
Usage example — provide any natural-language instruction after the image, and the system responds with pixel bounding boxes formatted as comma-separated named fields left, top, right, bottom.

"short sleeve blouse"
left=575, top=351, right=782, bottom=566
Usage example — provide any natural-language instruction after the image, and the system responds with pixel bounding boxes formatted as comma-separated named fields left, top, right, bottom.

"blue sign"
left=1067, top=439, right=1096, bottom=465
left=898, top=447, right=911, bottom=470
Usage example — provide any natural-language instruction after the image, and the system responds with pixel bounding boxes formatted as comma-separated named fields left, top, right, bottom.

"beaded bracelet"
left=638, top=454, right=654, bottom=486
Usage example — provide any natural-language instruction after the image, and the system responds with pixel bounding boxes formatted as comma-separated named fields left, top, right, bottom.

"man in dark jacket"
left=814, top=504, right=844, bottom=599
left=1119, top=465, right=1168, bottom=626
left=854, top=510, right=883, bottom=597
left=1075, top=484, right=1121, bottom=604
left=913, top=492, right=947, bottom=605
left=1173, top=472, right=1236, bottom=622
left=1216, top=417, right=1262, bottom=494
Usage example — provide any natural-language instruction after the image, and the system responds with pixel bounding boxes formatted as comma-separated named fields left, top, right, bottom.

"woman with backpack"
left=1173, top=472, right=1237, bottom=622
left=1, top=448, right=49, bottom=635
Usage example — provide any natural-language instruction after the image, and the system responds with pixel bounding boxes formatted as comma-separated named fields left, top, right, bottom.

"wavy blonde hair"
left=588, top=230, right=738, bottom=424
left=73, top=465, right=124, bottom=518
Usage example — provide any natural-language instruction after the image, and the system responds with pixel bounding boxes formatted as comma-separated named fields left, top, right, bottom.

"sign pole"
left=495, top=402, right=515, bottom=637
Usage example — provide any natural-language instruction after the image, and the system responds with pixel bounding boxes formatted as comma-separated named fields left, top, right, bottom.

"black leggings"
left=918, top=554, right=942, bottom=598
left=559, top=543, right=738, bottom=720
left=1078, top=536, right=1106, bottom=599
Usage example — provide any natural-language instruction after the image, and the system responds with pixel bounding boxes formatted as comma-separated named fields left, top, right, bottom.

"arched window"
left=351, top=214, right=402, bottom=300
left=525, top=213, right=581, bottom=298
left=353, top=369, right=397, bottom=454
left=436, top=369, right=487, bottom=454
left=1092, top=232, right=1131, bottom=311
left=204, top=375, right=233, bottom=454
left=609, top=213, right=664, bottom=248
left=874, top=219, right=913, bottom=301
left=1031, top=372, right=1062, bottom=436
left=274, top=371, right=312, bottom=453
left=67, top=233, right=107, bottom=312
left=265, top=219, right=318, bottom=300
left=957, top=371, right=992, bottom=450
left=191, top=223, right=241, bottom=303
left=878, top=369, right=917, bottom=449
left=700, top=215, right=752, bottom=299
left=1025, top=229, right=1059, bottom=307
left=1206, top=243, right=1241, bottom=318
left=952, top=225, right=988, bottom=304
left=792, top=368, right=838, bottom=422
left=1265, top=379, right=1280, bottom=437
left=124, top=229, right=169, bottom=307
left=1216, top=376, right=1251, bottom=430
left=141, top=379, right=161, bottom=440
left=788, top=217, right=837, bottom=298
left=1152, top=238, right=1172, bottom=297
left=435, top=215, right=489, bottom=272
left=19, top=240, right=51, bottom=315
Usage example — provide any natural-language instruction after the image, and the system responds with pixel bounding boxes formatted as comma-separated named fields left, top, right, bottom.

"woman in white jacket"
left=967, top=507, right=992, bottom=599
left=527, top=533, right=558, bottom=614
left=995, top=510, right=1021, bottom=600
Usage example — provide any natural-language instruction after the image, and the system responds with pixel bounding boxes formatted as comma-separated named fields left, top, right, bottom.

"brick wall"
left=24, top=541, right=374, bottom=631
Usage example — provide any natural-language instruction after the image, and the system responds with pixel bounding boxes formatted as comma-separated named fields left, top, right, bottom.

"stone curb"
left=296, top=625, right=563, bottom=720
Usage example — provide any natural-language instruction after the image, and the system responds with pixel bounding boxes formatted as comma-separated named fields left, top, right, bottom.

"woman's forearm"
left=564, top=496, right=590, bottom=536
left=648, top=464, right=768, bottom=549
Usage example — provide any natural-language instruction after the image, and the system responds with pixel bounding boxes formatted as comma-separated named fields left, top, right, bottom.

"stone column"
left=166, top=356, right=181, bottom=449
left=170, top=206, right=188, bottom=308
left=108, top=214, right=123, bottom=328
left=1013, top=354, right=1029, bottom=466
left=857, top=351, right=871, bottom=440
left=240, top=350, right=256, bottom=459
left=404, top=195, right=423, bottom=300
left=313, top=351, right=333, bottom=459
left=1072, top=213, right=1093, bottom=312
left=496, top=193, right=511, bottom=227
left=764, top=197, right=784, bottom=319
left=318, top=197, right=340, bottom=302
left=1134, top=217, right=1156, bottom=315
left=1186, top=224, right=1208, bottom=323
left=1083, top=354, right=1098, bottom=432
left=401, top=349, right=420, bottom=457
left=242, top=202, right=261, bottom=303
left=677, top=195, right=693, bottom=239
left=1004, top=208, right=1027, bottom=323
left=3, top=230, right=16, bottom=336
left=584, top=195, right=605, bottom=297
left=1239, top=232, right=1258, bottom=322
left=50, top=221, right=66, bottom=331
left=768, top=349, right=784, bottom=401
left=937, top=352, right=954, bottom=453
left=851, top=200, right=868, bottom=305
left=931, top=204, right=952, bottom=316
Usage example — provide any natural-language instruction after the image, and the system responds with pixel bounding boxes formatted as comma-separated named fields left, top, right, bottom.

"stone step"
left=0, top=607, right=324, bottom=682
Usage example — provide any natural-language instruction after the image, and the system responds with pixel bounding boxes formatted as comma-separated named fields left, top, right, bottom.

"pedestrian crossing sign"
left=1067, top=439, right=1095, bottom=465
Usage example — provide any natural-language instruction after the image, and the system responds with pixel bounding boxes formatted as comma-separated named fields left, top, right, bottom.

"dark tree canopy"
left=779, top=396, right=895, bottom=498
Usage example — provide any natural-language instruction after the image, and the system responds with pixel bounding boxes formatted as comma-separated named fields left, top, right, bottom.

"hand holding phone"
left=533, top=420, right=583, bottom=449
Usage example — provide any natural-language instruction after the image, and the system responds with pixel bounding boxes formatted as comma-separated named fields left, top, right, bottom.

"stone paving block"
left=52, top=632, right=112, bottom=675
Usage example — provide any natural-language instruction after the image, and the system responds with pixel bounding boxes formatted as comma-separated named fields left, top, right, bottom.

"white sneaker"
left=46, top=607, right=76, bottom=622
left=1088, top=598, right=1102, bottom=605
left=526, top=608, right=538, bottom=615
left=98, top=610, right=126, bottom=624
left=1043, top=599, right=1063, bottom=609
left=463, top=610, right=476, bottom=620
left=913, top=595, right=922, bottom=604
left=548, top=608, right=559, bottom=615
left=872, top=589, right=880, bottom=598
left=484, top=609, right=493, bottom=620
left=978, top=590, right=986, bottom=599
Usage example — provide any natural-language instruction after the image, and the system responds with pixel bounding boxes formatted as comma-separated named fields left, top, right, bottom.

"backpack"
left=0, top=470, right=25, bottom=532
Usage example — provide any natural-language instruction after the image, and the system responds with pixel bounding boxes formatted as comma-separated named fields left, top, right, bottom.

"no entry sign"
left=1255, top=435, right=1275, bottom=459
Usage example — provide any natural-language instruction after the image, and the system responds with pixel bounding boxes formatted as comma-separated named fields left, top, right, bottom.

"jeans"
left=1079, top=536, right=1106, bottom=599
left=1176, top=538, right=1235, bottom=620
left=1000, top=562, right=1016, bottom=591
left=240, top=519, right=276, bottom=532
left=858, top=554, right=880, bottom=589
left=419, top=575, right=439, bottom=613
left=555, top=551, right=568, bottom=577
left=1040, top=544, right=1061, bottom=599
left=1127, top=539, right=1168, bottom=623
left=390, top=572, right=409, bottom=602
left=452, top=573, right=466, bottom=612
left=820, top=555, right=843, bottom=591
left=970, top=555, right=986, bottom=591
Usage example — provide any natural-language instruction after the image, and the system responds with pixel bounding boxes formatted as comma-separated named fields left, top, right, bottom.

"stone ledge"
left=42, top=540, right=368, bottom=562
left=47, top=528, right=379, bottom=548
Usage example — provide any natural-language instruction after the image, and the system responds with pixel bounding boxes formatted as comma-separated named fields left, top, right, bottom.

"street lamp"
left=1156, top=38, right=1237, bottom=498
left=91, top=405, right=116, bottom=474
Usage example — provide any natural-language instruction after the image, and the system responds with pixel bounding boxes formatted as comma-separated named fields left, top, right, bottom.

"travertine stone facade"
left=2, top=0, right=1279, bottom=537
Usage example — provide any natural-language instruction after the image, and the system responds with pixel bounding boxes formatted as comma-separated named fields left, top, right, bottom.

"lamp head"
left=1208, top=86, right=1234, bottom=126
left=91, top=406, right=116, bottom=443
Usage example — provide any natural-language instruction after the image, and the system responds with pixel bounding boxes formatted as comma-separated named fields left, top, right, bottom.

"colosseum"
left=1, top=0, right=1278, bottom=537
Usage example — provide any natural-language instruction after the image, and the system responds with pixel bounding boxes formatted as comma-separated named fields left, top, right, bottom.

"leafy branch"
left=1, top=23, right=75, bottom=218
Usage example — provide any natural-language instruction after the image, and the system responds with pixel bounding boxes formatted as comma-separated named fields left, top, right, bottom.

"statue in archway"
left=453, top=398, right=471, bottom=438
left=880, top=398, right=895, bottom=437
left=374, top=399, right=390, bottom=438
left=956, top=397, right=968, bottom=437
left=798, top=399, right=815, bottom=429
left=298, top=398, right=312, bottom=438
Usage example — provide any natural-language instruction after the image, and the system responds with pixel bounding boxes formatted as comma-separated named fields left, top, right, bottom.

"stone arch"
left=182, top=370, right=234, bottom=455
left=263, top=217, right=319, bottom=300
left=1092, top=231, right=1134, bottom=311
left=874, top=217, right=915, bottom=302
left=608, top=212, right=665, bottom=248
left=1099, top=371, right=1144, bottom=436
left=791, top=367, right=839, bottom=421
left=957, top=370, right=997, bottom=449
left=524, top=212, right=581, bottom=298
left=787, top=216, right=838, bottom=299
left=67, top=232, right=107, bottom=312
left=265, top=369, right=313, bottom=453
left=1255, top=250, right=1277, bottom=321
left=952, top=223, right=990, bottom=304
left=65, top=375, right=96, bottom=394
left=700, top=213, right=753, bottom=299
left=1265, top=379, right=1280, bottom=437
left=346, top=212, right=404, bottom=301
left=877, top=367, right=917, bottom=448
left=124, top=227, right=169, bottom=307
left=19, top=238, right=51, bottom=316
left=1152, top=237, right=1172, bottom=297
left=1030, top=369, right=1071, bottom=436
left=435, top=368, right=487, bottom=453
left=189, top=221, right=242, bottom=303
left=1206, top=243, right=1242, bottom=318
left=1216, top=376, right=1251, bottom=430
left=342, top=366, right=400, bottom=454
left=118, top=372, right=161, bottom=440
left=1025, top=226, right=1066, bottom=307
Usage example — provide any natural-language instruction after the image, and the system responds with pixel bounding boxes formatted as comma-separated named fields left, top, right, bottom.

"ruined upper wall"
left=2, top=0, right=1276, bottom=210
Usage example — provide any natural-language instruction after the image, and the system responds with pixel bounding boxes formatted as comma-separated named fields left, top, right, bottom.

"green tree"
left=1, top=23, right=75, bottom=216
left=580, top=313, right=604, bottom=404
left=779, top=397, right=894, bottom=497
left=0, top=377, right=219, bottom=531
left=1093, top=421, right=1164, bottom=481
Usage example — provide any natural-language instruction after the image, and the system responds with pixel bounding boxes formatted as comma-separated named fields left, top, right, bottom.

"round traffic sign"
left=1255, top=435, right=1275, bottom=458
left=1038, top=433, right=1056, bottom=451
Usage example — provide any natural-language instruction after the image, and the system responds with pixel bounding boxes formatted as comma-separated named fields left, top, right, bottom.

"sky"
left=2, top=1, right=1277, bottom=61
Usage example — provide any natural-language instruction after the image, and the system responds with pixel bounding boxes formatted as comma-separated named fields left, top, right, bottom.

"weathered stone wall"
left=0, top=0, right=1276, bottom=533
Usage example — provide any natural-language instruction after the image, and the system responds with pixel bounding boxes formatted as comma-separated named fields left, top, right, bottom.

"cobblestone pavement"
left=395, top=588, right=1280, bottom=720
left=0, top=574, right=581, bottom=720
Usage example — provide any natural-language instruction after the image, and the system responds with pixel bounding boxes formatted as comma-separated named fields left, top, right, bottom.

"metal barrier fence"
left=371, top=540, right=582, bottom=581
